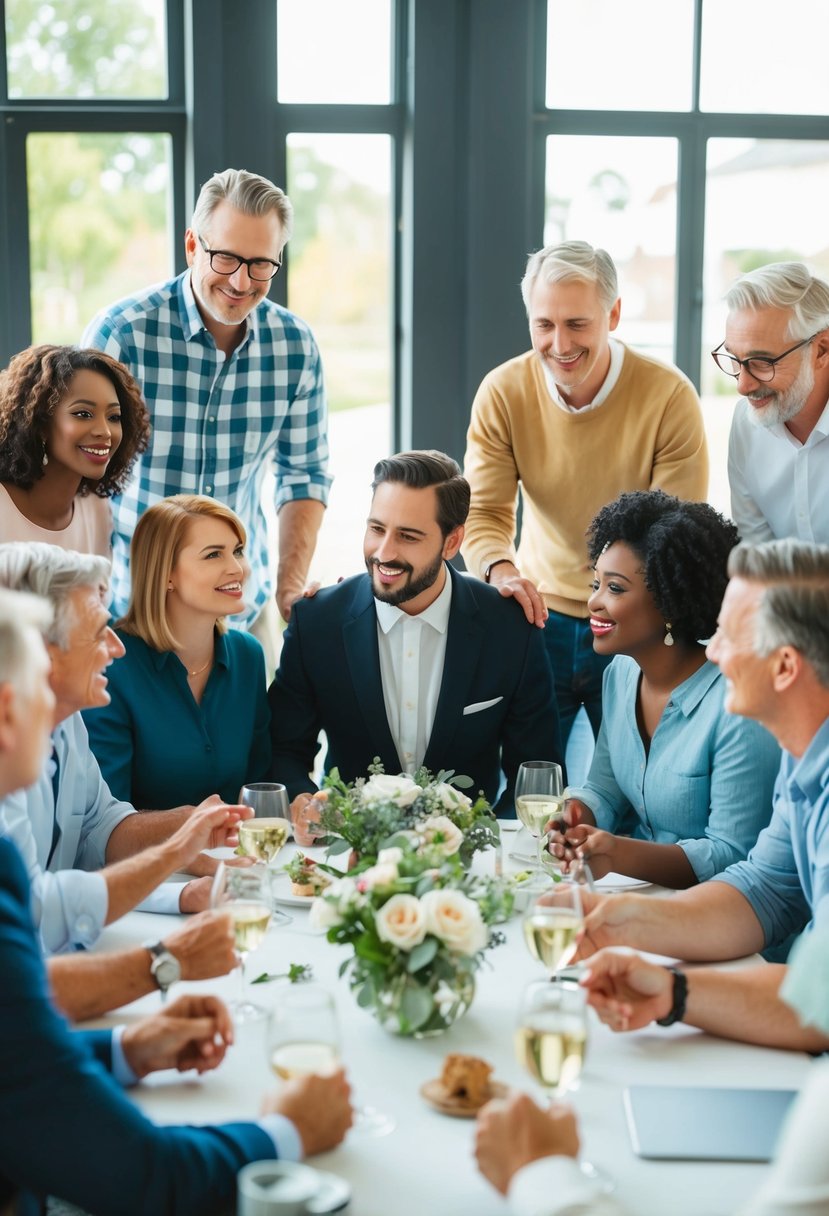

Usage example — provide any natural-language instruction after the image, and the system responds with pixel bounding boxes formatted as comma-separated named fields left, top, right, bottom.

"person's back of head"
left=521, top=240, right=618, bottom=313
left=725, top=262, right=829, bottom=341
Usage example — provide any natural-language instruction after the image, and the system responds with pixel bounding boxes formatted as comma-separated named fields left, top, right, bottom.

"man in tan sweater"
left=462, top=241, right=708, bottom=748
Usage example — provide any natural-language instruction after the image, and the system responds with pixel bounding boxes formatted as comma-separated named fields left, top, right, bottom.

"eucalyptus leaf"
left=325, top=837, right=353, bottom=856
left=357, top=979, right=376, bottom=1008
left=400, top=983, right=434, bottom=1030
left=406, top=937, right=439, bottom=973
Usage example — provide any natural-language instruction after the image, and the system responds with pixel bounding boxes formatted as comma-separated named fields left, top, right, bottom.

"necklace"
left=183, top=654, right=213, bottom=678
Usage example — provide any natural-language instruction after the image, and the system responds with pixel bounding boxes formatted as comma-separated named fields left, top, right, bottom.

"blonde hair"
left=118, top=495, right=247, bottom=652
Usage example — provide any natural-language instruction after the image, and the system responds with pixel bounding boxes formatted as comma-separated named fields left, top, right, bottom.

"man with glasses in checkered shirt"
left=83, top=168, right=332, bottom=672
left=713, top=261, right=829, bottom=547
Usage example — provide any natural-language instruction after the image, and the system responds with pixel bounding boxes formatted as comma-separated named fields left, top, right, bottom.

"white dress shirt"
left=542, top=338, right=625, bottom=414
left=728, top=395, right=829, bottom=544
left=374, top=571, right=453, bottom=772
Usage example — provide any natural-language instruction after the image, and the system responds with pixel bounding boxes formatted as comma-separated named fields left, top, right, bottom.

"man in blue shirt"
left=83, top=167, right=332, bottom=669
left=0, top=586, right=351, bottom=1216
left=569, top=538, right=829, bottom=1051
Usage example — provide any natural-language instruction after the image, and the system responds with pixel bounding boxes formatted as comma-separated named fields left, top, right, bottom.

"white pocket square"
left=463, top=697, right=504, bottom=716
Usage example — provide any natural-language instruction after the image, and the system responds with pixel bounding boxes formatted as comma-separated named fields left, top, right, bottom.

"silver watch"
left=143, top=939, right=181, bottom=998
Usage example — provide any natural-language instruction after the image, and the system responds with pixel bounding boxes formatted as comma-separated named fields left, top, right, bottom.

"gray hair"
left=192, top=168, right=293, bottom=243
left=728, top=539, right=829, bottom=688
left=521, top=240, right=619, bottom=313
left=725, top=262, right=829, bottom=341
left=0, top=543, right=110, bottom=649
left=0, top=587, right=52, bottom=698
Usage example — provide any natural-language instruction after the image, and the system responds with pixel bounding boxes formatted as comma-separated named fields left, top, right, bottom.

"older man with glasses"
left=712, top=261, right=829, bottom=546
left=83, top=167, right=331, bottom=674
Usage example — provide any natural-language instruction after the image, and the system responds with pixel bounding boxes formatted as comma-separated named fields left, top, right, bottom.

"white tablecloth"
left=90, top=844, right=812, bottom=1216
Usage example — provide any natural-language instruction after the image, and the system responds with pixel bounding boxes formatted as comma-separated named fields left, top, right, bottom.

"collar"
left=374, top=564, right=453, bottom=635
left=668, top=659, right=722, bottom=717
left=146, top=628, right=230, bottom=673
left=786, top=715, right=829, bottom=805
left=542, top=338, right=625, bottom=414
left=179, top=272, right=258, bottom=350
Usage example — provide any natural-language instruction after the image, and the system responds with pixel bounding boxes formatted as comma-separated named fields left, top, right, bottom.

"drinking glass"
left=238, top=784, right=293, bottom=925
left=211, top=861, right=273, bottom=1023
left=266, top=986, right=395, bottom=1137
left=522, top=886, right=583, bottom=978
left=514, top=761, right=564, bottom=880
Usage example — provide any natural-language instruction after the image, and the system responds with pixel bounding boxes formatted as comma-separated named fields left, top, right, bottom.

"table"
left=91, top=843, right=812, bottom=1216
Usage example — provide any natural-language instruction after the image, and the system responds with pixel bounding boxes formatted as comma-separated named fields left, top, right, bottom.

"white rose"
left=309, top=877, right=359, bottom=931
left=360, top=861, right=399, bottom=890
left=419, top=815, right=464, bottom=856
left=375, top=893, right=427, bottom=952
left=432, top=782, right=473, bottom=811
left=377, top=846, right=404, bottom=865
left=361, top=773, right=421, bottom=807
left=420, top=888, right=488, bottom=955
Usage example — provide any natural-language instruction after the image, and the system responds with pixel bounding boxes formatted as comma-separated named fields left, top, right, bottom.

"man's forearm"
left=106, top=808, right=191, bottom=861
left=49, top=947, right=155, bottom=1021
left=276, top=499, right=325, bottom=610
left=683, top=964, right=829, bottom=1051
left=605, top=884, right=766, bottom=962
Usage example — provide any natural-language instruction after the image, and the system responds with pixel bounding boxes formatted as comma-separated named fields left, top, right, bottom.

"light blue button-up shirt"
left=714, top=715, right=829, bottom=947
left=568, top=656, right=781, bottom=881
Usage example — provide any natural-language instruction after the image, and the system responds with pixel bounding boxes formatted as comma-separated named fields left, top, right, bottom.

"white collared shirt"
left=728, top=395, right=829, bottom=544
left=541, top=337, right=625, bottom=414
left=374, top=570, right=453, bottom=773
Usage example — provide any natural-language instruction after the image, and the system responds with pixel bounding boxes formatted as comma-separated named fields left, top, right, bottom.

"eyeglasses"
left=710, top=334, right=817, bottom=383
left=197, top=234, right=281, bottom=281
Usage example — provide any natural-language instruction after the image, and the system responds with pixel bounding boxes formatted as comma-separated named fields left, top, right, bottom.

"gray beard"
left=745, top=357, right=815, bottom=430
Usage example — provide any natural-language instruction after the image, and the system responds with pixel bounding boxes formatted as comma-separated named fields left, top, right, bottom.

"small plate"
left=270, top=870, right=324, bottom=908
left=419, top=1077, right=509, bottom=1118
left=307, top=1169, right=351, bottom=1213
left=595, top=872, right=653, bottom=892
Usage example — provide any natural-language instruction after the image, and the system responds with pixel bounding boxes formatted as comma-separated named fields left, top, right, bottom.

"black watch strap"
left=484, top=559, right=513, bottom=583
left=656, top=967, right=688, bottom=1026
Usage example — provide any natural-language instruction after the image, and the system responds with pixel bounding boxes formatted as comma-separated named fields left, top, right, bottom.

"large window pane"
left=286, top=133, right=393, bottom=586
left=6, top=0, right=167, bottom=99
left=545, top=135, right=679, bottom=365
left=27, top=132, right=173, bottom=344
left=277, top=0, right=392, bottom=104
left=700, top=1, right=829, bottom=115
left=700, top=138, right=829, bottom=512
left=546, top=0, right=693, bottom=112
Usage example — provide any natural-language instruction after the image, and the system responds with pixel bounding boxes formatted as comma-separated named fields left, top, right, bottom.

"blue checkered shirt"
left=82, top=272, right=331, bottom=627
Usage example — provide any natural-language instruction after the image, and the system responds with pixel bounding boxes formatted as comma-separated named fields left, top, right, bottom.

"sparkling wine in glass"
left=267, top=986, right=395, bottom=1138
left=211, top=861, right=272, bottom=1023
left=522, top=886, right=583, bottom=977
left=514, top=761, right=564, bottom=880
left=238, top=784, right=293, bottom=925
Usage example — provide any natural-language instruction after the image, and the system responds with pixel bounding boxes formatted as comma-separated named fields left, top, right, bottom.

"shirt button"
left=205, top=744, right=212, bottom=752
left=205, top=485, right=213, bottom=494
left=75, top=915, right=93, bottom=938
left=406, top=701, right=415, bottom=710
left=208, top=415, right=216, bottom=423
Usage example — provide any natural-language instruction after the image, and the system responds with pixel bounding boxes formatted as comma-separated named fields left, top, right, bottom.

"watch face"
left=152, top=952, right=181, bottom=990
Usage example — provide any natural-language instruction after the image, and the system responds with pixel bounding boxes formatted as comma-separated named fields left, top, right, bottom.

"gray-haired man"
left=714, top=260, right=829, bottom=545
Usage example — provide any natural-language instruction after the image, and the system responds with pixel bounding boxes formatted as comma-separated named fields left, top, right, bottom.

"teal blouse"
left=83, top=628, right=271, bottom=809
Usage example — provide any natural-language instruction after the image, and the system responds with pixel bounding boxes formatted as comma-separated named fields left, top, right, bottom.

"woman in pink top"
left=0, top=345, right=150, bottom=557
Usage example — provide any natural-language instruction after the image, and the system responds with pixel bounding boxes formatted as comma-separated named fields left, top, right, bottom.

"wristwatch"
left=143, top=939, right=181, bottom=999
left=483, top=559, right=513, bottom=583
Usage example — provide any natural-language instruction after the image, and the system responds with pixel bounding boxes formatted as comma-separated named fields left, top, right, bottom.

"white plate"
left=594, top=872, right=653, bottom=892
left=270, top=870, right=321, bottom=908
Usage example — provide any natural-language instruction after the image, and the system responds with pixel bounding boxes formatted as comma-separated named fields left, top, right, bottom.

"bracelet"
left=656, top=967, right=688, bottom=1026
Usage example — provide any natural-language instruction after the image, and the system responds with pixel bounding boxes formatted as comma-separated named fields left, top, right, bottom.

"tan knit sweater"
left=462, top=345, right=709, bottom=617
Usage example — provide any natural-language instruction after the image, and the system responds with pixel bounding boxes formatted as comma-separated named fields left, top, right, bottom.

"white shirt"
left=542, top=338, right=625, bottom=415
left=374, top=571, right=453, bottom=773
left=728, top=395, right=829, bottom=544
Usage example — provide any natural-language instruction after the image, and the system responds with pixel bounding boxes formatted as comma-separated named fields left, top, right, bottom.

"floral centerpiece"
left=310, top=842, right=513, bottom=1037
left=314, top=762, right=500, bottom=870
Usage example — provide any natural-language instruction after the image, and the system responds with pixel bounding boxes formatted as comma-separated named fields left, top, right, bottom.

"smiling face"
left=587, top=541, right=666, bottom=658
left=167, top=516, right=249, bottom=621
left=44, top=369, right=123, bottom=482
left=724, top=306, right=819, bottom=429
left=47, top=585, right=125, bottom=720
left=185, top=201, right=284, bottom=334
left=529, top=276, right=621, bottom=408
left=363, top=481, right=462, bottom=615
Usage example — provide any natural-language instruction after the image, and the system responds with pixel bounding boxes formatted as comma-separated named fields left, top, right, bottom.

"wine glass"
left=238, top=784, right=293, bottom=925
left=211, top=861, right=273, bottom=1023
left=267, top=986, right=395, bottom=1138
left=514, top=761, right=564, bottom=881
left=522, top=886, right=583, bottom=978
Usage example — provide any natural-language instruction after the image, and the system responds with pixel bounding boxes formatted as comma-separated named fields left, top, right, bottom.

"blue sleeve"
left=567, top=663, right=631, bottom=832
left=0, top=838, right=275, bottom=1215
left=272, top=328, right=331, bottom=508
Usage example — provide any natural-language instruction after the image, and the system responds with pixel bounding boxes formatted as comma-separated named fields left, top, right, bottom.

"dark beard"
left=366, top=552, right=444, bottom=607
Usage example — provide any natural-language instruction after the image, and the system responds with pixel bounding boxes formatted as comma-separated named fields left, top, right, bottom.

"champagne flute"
left=267, top=986, right=395, bottom=1138
left=522, top=886, right=583, bottom=977
left=238, top=784, right=293, bottom=925
left=514, top=761, right=564, bottom=880
left=211, top=861, right=273, bottom=1023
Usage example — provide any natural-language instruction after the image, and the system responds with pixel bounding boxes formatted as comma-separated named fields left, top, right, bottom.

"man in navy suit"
left=268, top=450, right=562, bottom=814
left=0, top=586, right=352, bottom=1216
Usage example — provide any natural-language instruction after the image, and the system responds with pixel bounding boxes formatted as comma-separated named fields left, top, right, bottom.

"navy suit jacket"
left=268, top=565, right=563, bottom=811
left=0, top=835, right=273, bottom=1216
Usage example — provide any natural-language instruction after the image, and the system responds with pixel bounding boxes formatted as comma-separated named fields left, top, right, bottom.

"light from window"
left=277, top=0, right=392, bottom=104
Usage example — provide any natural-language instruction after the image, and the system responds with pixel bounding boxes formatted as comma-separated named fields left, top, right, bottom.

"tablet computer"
left=623, top=1085, right=798, bottom=1162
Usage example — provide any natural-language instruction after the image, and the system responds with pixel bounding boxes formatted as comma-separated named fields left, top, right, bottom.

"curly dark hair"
left=587, top=490, right=740, bottom=646
left=0, top=345, right=151, bottom=497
